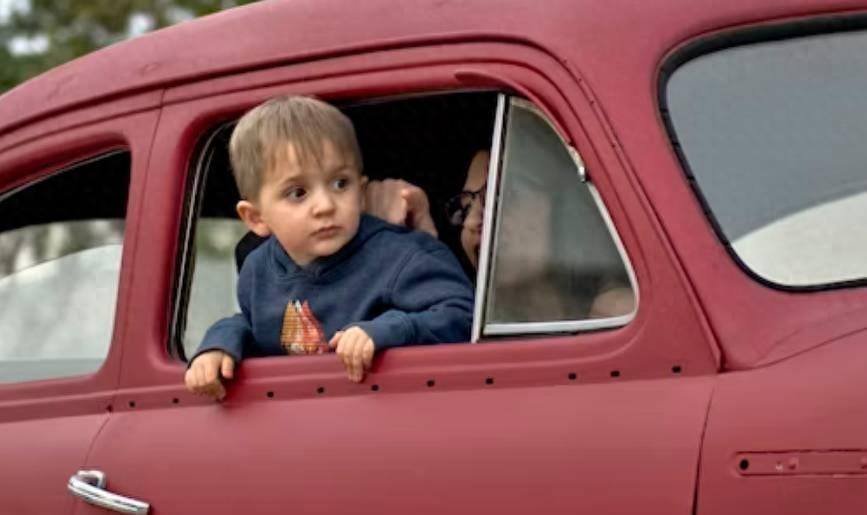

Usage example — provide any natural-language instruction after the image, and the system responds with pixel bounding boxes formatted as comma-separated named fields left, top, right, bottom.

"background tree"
left=0, top=0, right=258, bottom=93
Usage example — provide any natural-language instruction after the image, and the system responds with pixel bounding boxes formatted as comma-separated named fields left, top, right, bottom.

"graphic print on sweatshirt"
left=280, top=300, right=330, bottom=355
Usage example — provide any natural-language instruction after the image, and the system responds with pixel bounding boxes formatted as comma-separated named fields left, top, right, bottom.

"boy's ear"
left=236, top=200, right=271, bottom=237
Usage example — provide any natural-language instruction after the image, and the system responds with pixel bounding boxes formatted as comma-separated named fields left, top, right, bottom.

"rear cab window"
left=664, top=27, right=867, bottom=288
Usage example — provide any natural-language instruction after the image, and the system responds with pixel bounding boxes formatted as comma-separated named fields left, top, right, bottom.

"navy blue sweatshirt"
left=194, top=215, right=474, bottom=362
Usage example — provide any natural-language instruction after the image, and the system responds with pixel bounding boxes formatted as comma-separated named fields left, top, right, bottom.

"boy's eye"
left=285, top=187, right=307, bottom=201
left=332, top=177, right=350, bottom=190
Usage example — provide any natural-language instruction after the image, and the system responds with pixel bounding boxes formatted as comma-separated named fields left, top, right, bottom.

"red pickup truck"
left=1, top=1, right=866, bottom=514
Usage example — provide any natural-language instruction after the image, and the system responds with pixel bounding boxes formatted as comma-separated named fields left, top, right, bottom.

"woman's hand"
left=365, top=179, right=438, bottom=238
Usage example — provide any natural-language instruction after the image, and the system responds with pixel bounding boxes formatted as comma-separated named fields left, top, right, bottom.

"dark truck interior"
left=195, top=92, right=498, bottom=275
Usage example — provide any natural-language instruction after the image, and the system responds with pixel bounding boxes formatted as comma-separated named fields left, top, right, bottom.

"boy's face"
left=238, top=139, right=365, bottom=266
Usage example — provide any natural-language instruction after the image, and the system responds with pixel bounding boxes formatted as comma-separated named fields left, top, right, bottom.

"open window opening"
left=174, top=91, right=636, bottom=361
left=176, top=93, right=497, bottom=359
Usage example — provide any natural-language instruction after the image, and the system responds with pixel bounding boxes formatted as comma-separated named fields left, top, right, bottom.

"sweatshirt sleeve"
left=189, top=259, right=255, bottom=364
left=353, top=245, right=474, bottom=350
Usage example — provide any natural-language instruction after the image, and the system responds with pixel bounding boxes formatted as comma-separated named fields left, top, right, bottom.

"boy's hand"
left=184, top=350, right=235, bottom=400
left=330, top=327, right=375, bottom=383
left=365, top=179, right=438, bottom=238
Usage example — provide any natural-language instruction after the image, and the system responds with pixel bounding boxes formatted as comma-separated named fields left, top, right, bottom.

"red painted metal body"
left=0, top=1, right=865, bottom=514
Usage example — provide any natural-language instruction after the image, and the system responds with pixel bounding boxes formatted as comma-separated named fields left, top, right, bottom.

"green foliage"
left=0, top=0, right=259, bottom=92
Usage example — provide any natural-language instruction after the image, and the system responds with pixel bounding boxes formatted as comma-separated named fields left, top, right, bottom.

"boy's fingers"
left=335, top=337, right=350, bottom=370
left=329, top=331, right=343, bottom=348
left=186, top=356, right=226, bottom=400
left=211, top=382, right=226, bottom=401
left=348, top=336, right=362, bottom=375
left=203, top=361, right=219, bottom=386
left=184, top=369, right=196, bottom=391
left=194, top=365, right=206, bottom=392
left=194, top=367, right=206, bottom=391
left=200, top=378, right=214, bottom=397
left=340, top=332, right=360, bottom=382
left=221, top=355, right=235, bottom=379
left=363, top=340, right=375, bottom=369
left=198, top=367, right=213, bottom=395
left=203, top=368, right=224, bottom=399
left=351, top=341, right=372, bottom=382
left=332, top=328, right=373, bottom=382
left=351, top=344, right=364, bottom=381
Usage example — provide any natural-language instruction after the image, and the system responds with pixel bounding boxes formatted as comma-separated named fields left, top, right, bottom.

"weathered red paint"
left=0, top=1, right=864, bottom=514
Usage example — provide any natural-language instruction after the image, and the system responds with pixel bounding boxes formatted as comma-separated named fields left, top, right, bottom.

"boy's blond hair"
left=229, top=95, right=363, bottom=200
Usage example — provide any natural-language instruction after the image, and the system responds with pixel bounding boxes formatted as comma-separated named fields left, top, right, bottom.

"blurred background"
left=0, top=0, right=259, bottom=93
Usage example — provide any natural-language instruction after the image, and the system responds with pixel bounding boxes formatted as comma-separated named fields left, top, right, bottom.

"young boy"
left=185, top=96, right=474, bottom=399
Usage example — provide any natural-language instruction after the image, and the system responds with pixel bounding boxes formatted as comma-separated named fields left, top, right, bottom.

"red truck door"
left=77, top=43, right=718, bottom=515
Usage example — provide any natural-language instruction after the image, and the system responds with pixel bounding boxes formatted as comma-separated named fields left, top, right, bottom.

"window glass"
left=666, top=29, right=867, bottom=287
left=0, top=152, right=129, bottom=382
left=484, top=100, right=635, bottom=330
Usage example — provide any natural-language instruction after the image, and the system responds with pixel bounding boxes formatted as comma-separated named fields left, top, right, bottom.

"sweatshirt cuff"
left=190, top=317, right=247, bottom=365
left=352, top=310, right=414, bottom=351
left=189, top=342, right=243, bottom=367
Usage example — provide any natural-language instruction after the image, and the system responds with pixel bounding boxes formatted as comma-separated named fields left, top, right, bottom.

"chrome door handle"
left=68, top=470, right=150, bottom=514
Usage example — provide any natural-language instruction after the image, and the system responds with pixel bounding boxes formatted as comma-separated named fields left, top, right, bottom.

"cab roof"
left=0, top=0, right=858, bottom=136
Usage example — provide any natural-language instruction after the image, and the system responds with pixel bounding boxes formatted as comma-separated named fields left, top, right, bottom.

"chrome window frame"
left=171, top=125, right=226, bottom=361
left=470, top=93, right=507, bottom=342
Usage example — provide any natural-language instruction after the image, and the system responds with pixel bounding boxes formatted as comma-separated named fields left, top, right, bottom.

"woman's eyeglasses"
left=444, top=185, right=486, bottom=226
